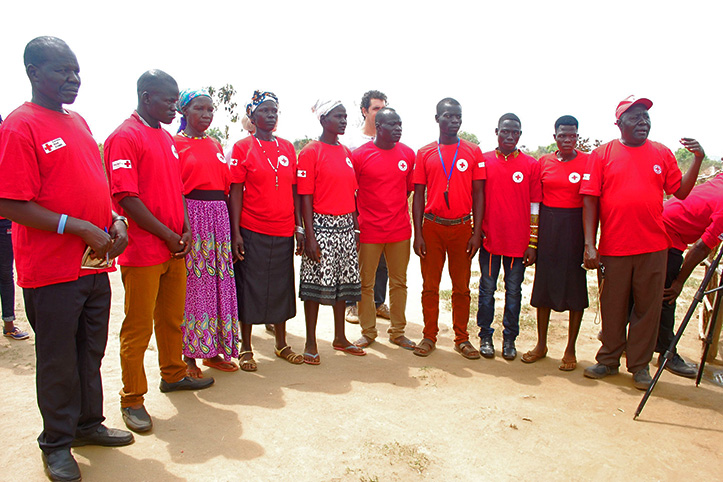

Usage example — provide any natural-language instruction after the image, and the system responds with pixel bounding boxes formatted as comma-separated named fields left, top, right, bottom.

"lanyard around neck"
left=437, top=139, right=460, bottom=209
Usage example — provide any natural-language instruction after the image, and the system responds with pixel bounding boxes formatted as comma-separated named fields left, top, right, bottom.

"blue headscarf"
left=177, top=88, right=211, bottom=133
left=246, top=90, right=279, bottom=117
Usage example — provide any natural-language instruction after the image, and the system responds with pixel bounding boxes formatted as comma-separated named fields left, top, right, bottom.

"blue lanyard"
left=437, top=139, right=460, bottom=209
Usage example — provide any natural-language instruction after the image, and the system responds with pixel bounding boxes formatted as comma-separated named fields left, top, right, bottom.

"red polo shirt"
left=539, top=150, right=588, bottom=208
left=229, top=135, right=297, bottom=237
left=663, top=172, right=723, bottom=251
left=0, top=102, right=114, bottom=288
left=104, top=112, right=186, bottom=267
left=174, top=135, right=231, bottom=195
left=580, top=139, right=682, bottom=256
left=481, top=149, right=542, bottom=257
left=412, top=139, right=486, bottom=219
left=352, top=141, right=415, bottom=244
left=296, top=141, right=357, bottom=215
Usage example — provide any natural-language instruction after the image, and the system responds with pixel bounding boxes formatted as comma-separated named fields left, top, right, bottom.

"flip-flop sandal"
left=455, top=341, right=481, bottom=359
left=333, top=344, right=366, bottom=356
left=238, top=351, right=258, bottom=372
left=389, top=336, right=416, bottom=350
left=354, top=336, right=374, bottom=348
left=203, top=358, right=239, bottom=372
left=559, top=359, right=577, bottom=371
left=413, top=338, right=435, bottom=357
left=303, top=352, right=320, bottom=365
left=521, top=349, right=548, bottom=364
left=275, top=345, right=304, bottom=365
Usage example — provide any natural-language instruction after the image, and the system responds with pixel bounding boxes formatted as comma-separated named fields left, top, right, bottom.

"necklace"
left=254, top=135, right=281, bottom=190
left=181, top=131, right=207, bottom=140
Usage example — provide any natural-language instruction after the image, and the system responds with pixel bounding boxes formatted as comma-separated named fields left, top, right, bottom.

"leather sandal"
left=455, top=341, right=481, bottom=360
left=274, top=345, right=303, bottom=365
left=238, top=351, right=258, bottom=372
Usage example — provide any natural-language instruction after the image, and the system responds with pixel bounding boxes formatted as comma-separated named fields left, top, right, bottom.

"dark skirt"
left=234, top=227, right=296, bottom=325
left=530, top=205, right=589, bottom=312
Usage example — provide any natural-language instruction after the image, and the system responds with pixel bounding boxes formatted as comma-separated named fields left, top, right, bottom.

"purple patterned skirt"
left=183, top=199, right=240, bottom=359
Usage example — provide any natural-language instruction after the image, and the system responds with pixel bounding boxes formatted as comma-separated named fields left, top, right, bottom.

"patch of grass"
left=378, top=442, right=431, bottom=474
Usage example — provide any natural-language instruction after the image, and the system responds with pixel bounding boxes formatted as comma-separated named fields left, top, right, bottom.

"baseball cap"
left=615, top=95, right=653, bottom=120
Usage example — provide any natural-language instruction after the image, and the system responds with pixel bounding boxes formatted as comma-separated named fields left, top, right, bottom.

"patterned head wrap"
left=177, top=88, right=212, bottom=133
left=246, top=90, right=279, bottom=117
left=311, top=99, right=343, bottom=122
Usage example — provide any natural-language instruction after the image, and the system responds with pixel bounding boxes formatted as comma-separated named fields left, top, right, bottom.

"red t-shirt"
left=580, top=139, right=682, bottom=256
left=104, top=112, right=185, bottom=267
left=229, top=136, right=297, bottom=237
left=174, top=135, right=231, bottom=195
left=296, top=141, right=357, bottom=215
left=412, top=139, right=486, bottom=219
left=481, top=150, right=542, bottom=257
left=539, top=150, right=588, bottom=208
left=663, top=172, right=723, bottom=251
left=0, top=102, right=114, bottom=288
left=352, top=141, right=415, bottom=244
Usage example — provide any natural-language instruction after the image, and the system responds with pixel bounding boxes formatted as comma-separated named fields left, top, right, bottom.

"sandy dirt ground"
left=1, top=255, right=721, bottom=482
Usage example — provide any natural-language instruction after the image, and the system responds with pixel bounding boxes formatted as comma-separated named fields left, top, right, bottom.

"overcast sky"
left=2, top=0, right=721, bottom=158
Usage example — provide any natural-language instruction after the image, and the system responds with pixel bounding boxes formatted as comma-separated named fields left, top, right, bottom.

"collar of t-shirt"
left=133, top=110, right=154, bottom=128
left=495, top=148, right=520, bottom=161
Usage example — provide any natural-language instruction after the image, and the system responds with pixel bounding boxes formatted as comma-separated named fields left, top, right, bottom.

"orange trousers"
left=420, top=219, right=472, bottom=344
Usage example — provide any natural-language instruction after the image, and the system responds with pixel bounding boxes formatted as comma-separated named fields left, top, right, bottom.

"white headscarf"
left=311, top=99, right=343, bottom=121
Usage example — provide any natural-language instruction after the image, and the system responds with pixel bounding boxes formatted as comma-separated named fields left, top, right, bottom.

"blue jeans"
left=476, top=246, right=525, bottom=340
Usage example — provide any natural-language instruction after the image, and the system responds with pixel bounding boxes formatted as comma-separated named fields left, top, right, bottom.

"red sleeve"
left=412, top=148, right=427, bottom=186
left=230, top=141, right=249, bottom=184
left=289, top=146, right=298, bottom=186
left=472, top=145, right=486, bottom=181
left=0, top=127, right=40, bottom=201
left=579, top=149, right=602, bottom=196
left=529, top=157, right=542, bottom=202
left=345, top=146, right=358, bottom=191
left=351, top=145, right=363, bottom=185
left=701, top=212, right=723, bottom=250
left=296, top=144, right=316, bottom=195
left=104, top=132, right=140, bottom=199
left=662, top=147, right=682, bottom=195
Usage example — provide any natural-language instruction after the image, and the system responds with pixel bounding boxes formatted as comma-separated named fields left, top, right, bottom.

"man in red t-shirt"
left=581, top=95, right=704, bottom=390
left=0, top=37, right=133, bottom=481
left=477, top=113, right=542, bottom=361
left=105, top=70, right=213, bottom=434
left=657, top=172, right=719, bottom=378
left=411, top=98, right=485, bottom=359
left=352, top=107, right=416, bottom=350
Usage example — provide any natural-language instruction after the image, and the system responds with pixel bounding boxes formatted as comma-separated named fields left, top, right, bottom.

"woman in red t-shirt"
left=174, top=88, right=240, bottom=377
left=524, top=116, right=589, bottom=371
left=297, top=100, right=365, bottom=364
left=229, top=91, right=305, bottom=371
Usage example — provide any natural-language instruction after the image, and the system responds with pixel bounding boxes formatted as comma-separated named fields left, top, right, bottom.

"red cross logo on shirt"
left=42, top=143, right=53, bottom=153
left=569, top=172, right=581, bottom=183
left=512, top=171, right=524, bottom=183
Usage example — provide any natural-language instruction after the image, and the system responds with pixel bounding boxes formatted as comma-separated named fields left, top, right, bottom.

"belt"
left=423, top=213, right=471, bottom=226
left=185, top=190, right=226, bottom=201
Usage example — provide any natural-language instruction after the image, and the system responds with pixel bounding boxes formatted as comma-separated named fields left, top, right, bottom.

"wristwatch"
left=113, top=216, right=129, bottom=228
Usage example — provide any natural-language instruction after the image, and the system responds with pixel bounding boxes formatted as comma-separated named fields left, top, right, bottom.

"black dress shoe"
left=42, top=449, right=81, bottom=482
left=72, top=425, right=134, bottom=447
left=479, top=337, right=495, bottom=358
left=121, top=406, right=153, bottom=433
left=159, top=375, right=215, bottom=393
left=502, top=339, right=517, bottom=360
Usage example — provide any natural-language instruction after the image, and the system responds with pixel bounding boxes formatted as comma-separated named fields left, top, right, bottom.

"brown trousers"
left=119, top=258, right=187, bottom=407
left=597, top=250, right=666, bottom=373
left=420, top=219, right=472, bottom=345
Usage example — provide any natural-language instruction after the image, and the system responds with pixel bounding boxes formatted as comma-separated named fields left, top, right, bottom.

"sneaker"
left=375, top=303, right=391, bottom=320
left=160, top=376, right=214, bottom=393
left=3, top=326, right=29, bottom=340
left=345, top=305, right=359, bottom=324
left=633, top=366, right=653, bottom=390
left=479, top=337, right=495, bottom=358
left=660, top=353, right=697, bottom=379
left=583, top=363, right=619, bottom=379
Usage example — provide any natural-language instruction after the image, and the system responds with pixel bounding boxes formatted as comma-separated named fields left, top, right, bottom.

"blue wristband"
left=57, top=214, right=68, bottom=234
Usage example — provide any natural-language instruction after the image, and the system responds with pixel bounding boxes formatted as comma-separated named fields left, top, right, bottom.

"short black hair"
left=24, top=36, right=69, bottom=67
left=137, top=70, right=177, bottom=97
left=555, top=115, right=578, bottom=131
left=375, top=107, right=398, bottom=123
left=360, top=90, right=387, bottom=112
left=436, top=97, right=461, bottom=115
left=498, top=112, right=521, bottom=127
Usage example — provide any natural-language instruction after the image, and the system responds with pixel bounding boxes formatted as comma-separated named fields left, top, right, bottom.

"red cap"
left=615, top=95, right=653, bottom=120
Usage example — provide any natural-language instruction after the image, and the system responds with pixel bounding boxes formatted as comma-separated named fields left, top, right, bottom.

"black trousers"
left=657, top=248, right=683, bottom=354
left=0, top=219, right=15, bottom=321
left=24, top=273, right=111, bottom=454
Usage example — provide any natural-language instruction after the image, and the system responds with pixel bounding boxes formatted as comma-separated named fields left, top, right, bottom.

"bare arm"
left=663, top=240, right=712, bottom=303
left=412, top=185, right=426, bottom=258
left=292, top=185, right=305, bottom=255
left=582, top=195, right=600, bottom=269
left=118, top=195, right=184, bottom=256
left=673, top=138, right=705, bottom=200
left=229, top=183, right=245, bottom=261
left=301, top=194, right=321, bottom=262
left=0, top=199, right=112, bottom=257
left=467, top=179, right=484, bottom=259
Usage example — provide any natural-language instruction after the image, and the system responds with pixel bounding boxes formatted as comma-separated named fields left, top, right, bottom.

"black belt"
left=185, top=190, right=226, bottom=201
left=423, top=213, right=471, bottom=226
